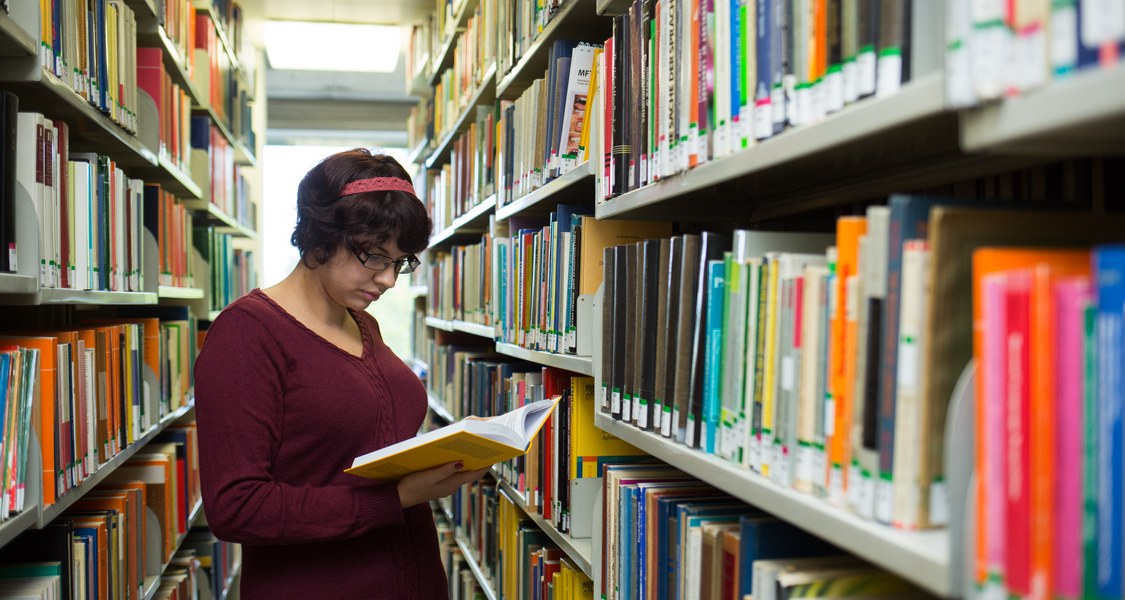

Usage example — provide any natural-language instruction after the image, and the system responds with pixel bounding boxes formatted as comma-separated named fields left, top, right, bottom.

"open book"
left=346, top=397, right=562, bottom=481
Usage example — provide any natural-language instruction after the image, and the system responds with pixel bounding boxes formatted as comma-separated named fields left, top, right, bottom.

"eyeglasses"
left=352, top=249, right=421, bottom=275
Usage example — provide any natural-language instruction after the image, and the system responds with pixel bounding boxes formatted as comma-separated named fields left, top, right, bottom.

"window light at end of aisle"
left=264, top=21, right=403, bottom=72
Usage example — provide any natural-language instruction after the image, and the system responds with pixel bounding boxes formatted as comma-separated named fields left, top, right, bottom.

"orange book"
left=827, top=217, right=866, bottom=501
left=0, top=335, right=58, bottom=505
left=971, top=248, right=1089, bottom=592
left=811, top=0, right=827, bottom=81
left=100, top=482, right=150, bottom=586
left=109, top=452, right=177, bottom=563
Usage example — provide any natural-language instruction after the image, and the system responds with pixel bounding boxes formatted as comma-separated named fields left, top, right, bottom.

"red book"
left=1004, top=271, right=1032, bottom=596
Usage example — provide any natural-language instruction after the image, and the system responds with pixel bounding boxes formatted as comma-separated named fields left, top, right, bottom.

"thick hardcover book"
left=1094, top=245, right=1125, bottom=598
left=602, top=246, right=616, bottom=410
left=623, top=243, right=638, bottom=423
left=349, top=398, right=561, bottom=481
left=652, top=238, right=672, bottom=430
left=673, top=235, right=702, bottom=442
left=612, top=246, right=629, bottom=419
left=638, top=239, right=661, bottom=430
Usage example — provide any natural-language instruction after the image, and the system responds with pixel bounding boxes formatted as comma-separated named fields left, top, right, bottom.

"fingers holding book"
left=396, top=461, right=491, bottom=508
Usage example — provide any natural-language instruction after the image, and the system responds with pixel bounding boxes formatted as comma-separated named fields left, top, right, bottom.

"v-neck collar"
left=252, top=288, right=372, bottom=361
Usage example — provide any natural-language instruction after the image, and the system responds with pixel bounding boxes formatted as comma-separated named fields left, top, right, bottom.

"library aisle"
left=2, top=0, right=1124, bottom=599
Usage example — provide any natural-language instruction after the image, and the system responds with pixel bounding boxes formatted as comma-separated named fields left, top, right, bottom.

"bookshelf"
left=454, top=320, right=494, bottom=339
left=218, top=561, right=242, bottom=600
left=0, top=273, right=37, bottom=295
left=407, top=285, right=430, bottom=297
left=38, top=289, right=159, bottom=305
left=0, top=66, right=159, bottom=168
left=494, top=0, right=611, bottom=100
left=0, top=6, right=260, bottom=599
left=427, top=193, right=497, bottom=248
left=454, top=534, right=500, bottom=600
left=496, top=160, right=596, bottom=220
left=496, top=479, right=594, bottom=577
left=191, top=0, right=244, bottom=74
left=961, top=66, right=1125, bottom=154
left=424, top=61, right=498, bottom=170
left=142, top=497, right=206, bottom=600
left=158, top=285, right=207, bottom=300
left=196, top=103, right=257, bottom=167
left=424, top=316, right=457, bottom=332
left=594, top=74, right=955, bottom=222
left=494, top=343, right=593, bottom=376
left=406, top=138, right=430, bottom=166
left=427, top=392, right=457, bottom=424
left=428, top=0, right=481, bottom=86
left=183, top=200, right=258, bottom=239
left=0, top=8, right=36, bottom=57
left=594, top=410, right=955, bottom=596
left=40, top=401, right=196, bottom=524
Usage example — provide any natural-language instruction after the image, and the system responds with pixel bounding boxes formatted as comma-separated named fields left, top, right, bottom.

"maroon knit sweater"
left=194, top=289, right=447, bottom=599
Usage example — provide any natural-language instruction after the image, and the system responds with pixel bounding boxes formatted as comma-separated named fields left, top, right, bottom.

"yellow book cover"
left=346, top=397, right=561, bottom=481
left=760, top=254, right=780, bottom=477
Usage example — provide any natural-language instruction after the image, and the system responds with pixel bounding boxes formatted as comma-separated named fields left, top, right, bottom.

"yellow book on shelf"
left=346, top=397, right=561, bottom=481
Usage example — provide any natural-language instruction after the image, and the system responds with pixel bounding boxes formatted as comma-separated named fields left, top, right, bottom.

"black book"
left=651, top=238, right=671, bottom=433
left=686, top=231, right=730, bottom=448
left=622, top=242, right=638, bottom=424
left=602, top=245, right=616, bottom=411
left=611, top=14, right=631, bottom=196
left=637, top=238, right=660, bottom=430
left=660, top=236, right=682, bottom=437
left=0, top=520, right=74, bottom=600
left=672, top=234, right=700, bottom=442
left=611, top=246, right=629, bottom=419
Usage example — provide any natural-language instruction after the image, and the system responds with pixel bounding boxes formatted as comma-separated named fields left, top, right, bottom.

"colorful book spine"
left=1094, top=245, right=1125, bottom=598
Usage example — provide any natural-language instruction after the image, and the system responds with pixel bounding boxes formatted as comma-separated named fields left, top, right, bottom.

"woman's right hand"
left=396, top=462, right=490, bottom=509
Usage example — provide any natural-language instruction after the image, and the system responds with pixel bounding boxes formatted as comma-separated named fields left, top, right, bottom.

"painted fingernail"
left=454, top=462, right=464, bottom=470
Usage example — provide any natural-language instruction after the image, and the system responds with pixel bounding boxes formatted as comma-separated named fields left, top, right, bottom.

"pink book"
left=1053, top=276, right=1091, bottom=598
left=982, top=273, right=1009, bottom=586
left=1005, top=271, right=1033, bottom=596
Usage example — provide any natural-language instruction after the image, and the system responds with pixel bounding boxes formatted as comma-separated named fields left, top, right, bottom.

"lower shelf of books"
left=454, top=534, right=499, bottom=600
left=593, top=411, right=953, bottom=597
left=495, top=478, right=594, bottom=578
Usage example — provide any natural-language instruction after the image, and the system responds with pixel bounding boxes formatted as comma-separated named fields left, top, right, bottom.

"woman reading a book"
left=194, top=149, right=486, bottom=599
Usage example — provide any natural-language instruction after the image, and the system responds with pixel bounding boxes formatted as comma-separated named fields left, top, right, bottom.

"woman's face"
left=316, top=239, right=408, bottom=311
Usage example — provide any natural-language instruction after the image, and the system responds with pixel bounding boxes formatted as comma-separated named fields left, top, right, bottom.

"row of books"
left=137, top=49, right=194, bottom=177
left=190, top=116, right=252, bottom=229
left=442, top=477, right=597, bottom=600
left=601, top=463, right=924, bottom=600
left=598, top=196, right=1125, bottom=534
left=0, top=424, right=194, bottom=599
left=432, top=30, right=495, bottom=150
left=946, top=0, right=1125, bottom=107
left=426, top=338, right=642, bottom=536
left=973, top=246, right=1124, bottom=600
left=427, top=233, right=493, bottom=324
left=496, top=0, right=576, bottom=81
left=38, top=0, right=140, bottom=133
left=1, top=107, right=146, bottom=292
left=407, top=99, right=433, bottom=156
left=453, top=0, right=498, bottom=103
left=0, top=311, right=196, bottom=505
left=492, top=213, right=668, bottom=355
left=435, top=515, right=490, bottom=600
left=434, top=0, right=468, bottom=52
left=407, top=20, right=434, bottom=82
left=185, top=527, right=241, bottom=600
left=0, top=346, right=36, bottom=523
left=194, top=227, right=255, bottom=312
left=597, top=0, right=937, bottom=199
left=424, top=152, right=493, bottom=234
left=190, top=12, right=255, bottom=154
left=147, top=185, right=195, bottom=289
left=158, top=0, right=198, bottom=74
left=496, top=41, right=601, bottom=207
left=437, top=106, right=499, bottom=226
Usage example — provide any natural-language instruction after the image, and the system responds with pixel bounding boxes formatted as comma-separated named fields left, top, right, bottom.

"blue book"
left=74, top=527, right=99, bottom=594
left=754, top=0, right=777, bottom=138
left=730, top=0, right=741, bottom=143
left=636, top=484, right=647, bottom=596
left=619, top=485, right=635, bottom=599
left=190, top=115, right=211, bottom=151
left=736, top=516, right=839, bottom=597
left=672, top=502, right=757, bottom=600
left=876, top=195, right=987, bottom=489
left=702, top=259, right=726, bottom=453
left=653, top=490, right=721, bottom=600
left=1095, top=245, right=1125, bottom=598
left=0, top=354, right=9, bottom=453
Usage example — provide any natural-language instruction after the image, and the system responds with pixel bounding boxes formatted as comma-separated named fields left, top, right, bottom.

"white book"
left=558, top=45, right=596, bottom=175
left=891, top=240, right=930, bottom=529
left=71, top=160, right=91, bottom=291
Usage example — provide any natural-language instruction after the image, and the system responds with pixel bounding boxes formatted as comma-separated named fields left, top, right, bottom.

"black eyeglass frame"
left=351, top=248, right=421, bottom=275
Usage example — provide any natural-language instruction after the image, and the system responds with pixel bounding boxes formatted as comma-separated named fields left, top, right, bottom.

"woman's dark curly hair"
left=291, top=149, right=432, bottom=266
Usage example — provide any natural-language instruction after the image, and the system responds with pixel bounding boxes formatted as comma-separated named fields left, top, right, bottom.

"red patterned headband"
left=338, top=177, right=417, bottom=198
